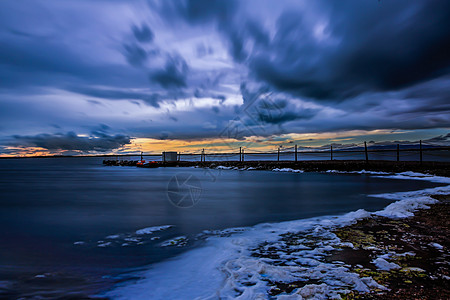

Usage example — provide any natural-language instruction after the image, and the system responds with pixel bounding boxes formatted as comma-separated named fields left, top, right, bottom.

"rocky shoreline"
left=331, top=194, right=449, bottom=299
left=255, top=195, right=449, bottom=299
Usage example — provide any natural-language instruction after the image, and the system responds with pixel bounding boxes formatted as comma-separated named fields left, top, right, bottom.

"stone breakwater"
left=162, top=160, right=450, bottom=177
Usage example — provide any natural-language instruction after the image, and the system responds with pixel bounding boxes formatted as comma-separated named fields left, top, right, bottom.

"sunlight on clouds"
left=125, top=129, right=410, bottom=154
left=1, top=128, right=442, bottom=157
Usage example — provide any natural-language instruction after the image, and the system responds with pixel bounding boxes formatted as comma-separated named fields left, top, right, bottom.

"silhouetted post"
left=397, top=144, right=400, bottom=162
left=242, top=148, right=245, bottom=162
left=239, top=147, right=242, bottom=162
left=277, top=147, right=280, bottom=161
left=330, top=145, right=333, bottom=160
left=364, top=142, right=368, bottom=162
left=178, top=152, right=180, bottom=162
left=295, top=144, right=298, bottom=162
left=163, top=151, right=165, bottom=162
left=420, top=140, right=423, bottom=164
left=202, top=148, right=205, bottom=162
left=140, top=151, right=143, bottom=161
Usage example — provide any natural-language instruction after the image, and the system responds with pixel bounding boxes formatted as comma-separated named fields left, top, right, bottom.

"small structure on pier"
left=162, top=151, right=178, bottom=162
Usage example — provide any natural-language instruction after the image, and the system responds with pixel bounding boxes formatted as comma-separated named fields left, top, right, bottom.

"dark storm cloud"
left=149, top=54, right=189, bottom=88
left=153, top=0, right=250, bottom=62
left=0, top=36, right=91, bottom=85
left=193, top=89, right=226, bottom=102
left=256, top=107, right=318, bottom=125
left=160, top=0, right=450, bottom=101
left=160, top=0, right=237, bottom=24
left=10, top=131, right=131, bottom=152
left=123, top=43, right=148, bottom=67
left=249, top=1, right=450, bottom=100
left=132, top=24, right=154, bottom=43
left=72, top=86, right=161, bottom=107
left=0, top=29, right=150, bottom=92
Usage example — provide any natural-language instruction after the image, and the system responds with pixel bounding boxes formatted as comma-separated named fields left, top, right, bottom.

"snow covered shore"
left=104, top=172, right=449, bottom=299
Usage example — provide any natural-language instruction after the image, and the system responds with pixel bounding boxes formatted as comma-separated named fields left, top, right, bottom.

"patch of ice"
left=272, top=168, right=304, bottom=173
left=124, top=237, right=140, bottom=242
left=429, top=242, right=444, bottom=250
left=372, top=258, right=401, bottom=271
left=398, top=171, right=433, bottom=177
left=339, top=242, right=354, bottom=248
left=136, top=225, right=173, bottom=235
left=73, top=241, right=85, bottom=245
left=106, top=234, right=120, bottom=239
left=198, top=227, right=247, bottom=238
left=350, top=170, right=391, bottom=175
left=372, top=184, right=450, bottom=218
left=375, top=171, right=450, bottom=184
left=98, top=242, right=112, bottom=248
left=326, top=170, right=391, bottom=175
left=216, top=165, right=232, bottom=170
left=396, top=251, right=416, bottom=257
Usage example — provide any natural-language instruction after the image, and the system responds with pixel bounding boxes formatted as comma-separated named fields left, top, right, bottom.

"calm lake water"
left=0, top=157, right=444, bottom=299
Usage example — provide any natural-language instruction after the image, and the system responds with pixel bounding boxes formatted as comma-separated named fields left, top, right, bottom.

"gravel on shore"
left=260, top=195, right=449, bottom=299
left=330, top=194, right=449, bottom=299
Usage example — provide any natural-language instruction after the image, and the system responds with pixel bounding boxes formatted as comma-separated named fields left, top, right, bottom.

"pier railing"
left=113, top=140, right=450, bottom=163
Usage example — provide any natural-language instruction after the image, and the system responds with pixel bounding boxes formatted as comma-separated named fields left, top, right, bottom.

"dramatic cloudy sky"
left=1, top=0, right=449, bottom=156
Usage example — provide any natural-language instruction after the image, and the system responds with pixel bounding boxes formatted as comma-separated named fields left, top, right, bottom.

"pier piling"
left=295, top=144, right=298, bottom=162
left=364, top=142, right=368, bottom=162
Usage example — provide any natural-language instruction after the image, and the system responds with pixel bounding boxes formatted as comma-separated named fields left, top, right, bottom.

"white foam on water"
left=374, top=171, right=450, bottom=184
left=75, top=225, right=175, bottom=248
left=135, top=225, right=173, bottom=235
left=325, top=170, right=391, bottom=175
left=104, top=171, right=449, bottom=299
left=356, top=171, right=450, bottom=219
left=98, top=242, right=112, bottom=248
left=351, top=170, right=391, bottom=175
left=216, top=166, right=233, bottom=170
left=272, top=168, right=304, bottom=173
left=106, top=234, right=121, bottom=239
